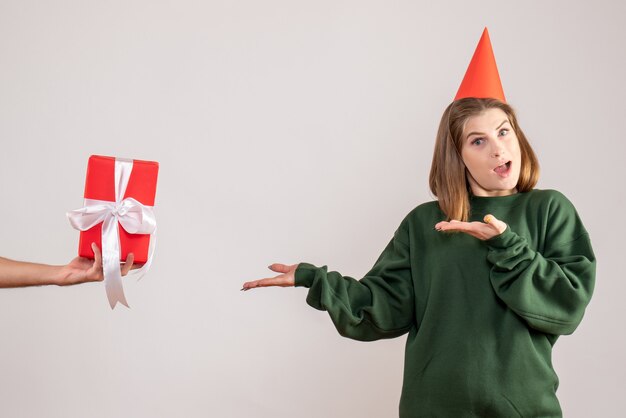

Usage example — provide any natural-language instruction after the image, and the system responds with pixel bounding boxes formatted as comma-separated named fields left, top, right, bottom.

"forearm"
left=486, top=228, right=595, bottom=335
left=0, top=257, right=62, bottom=288
left=297, top=262, right=414, bottom=341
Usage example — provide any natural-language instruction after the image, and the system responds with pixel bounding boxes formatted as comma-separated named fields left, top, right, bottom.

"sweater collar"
left=469, top=189, right=532, bottom=208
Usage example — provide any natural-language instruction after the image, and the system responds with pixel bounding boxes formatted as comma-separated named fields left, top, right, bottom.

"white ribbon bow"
left=67, top=158, right=157, bottom=309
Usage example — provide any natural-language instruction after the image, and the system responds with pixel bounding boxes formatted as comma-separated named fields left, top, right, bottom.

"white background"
left=0, top=1, right=623, bottom=417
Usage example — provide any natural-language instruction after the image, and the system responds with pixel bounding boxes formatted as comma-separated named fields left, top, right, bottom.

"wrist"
left=46, top=265, right=65, bottom=286
left=294, top=262, right=317, bottom=288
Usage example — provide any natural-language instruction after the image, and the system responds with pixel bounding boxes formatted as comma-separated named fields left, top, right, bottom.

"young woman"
left=0, top=243, right=135, bottom=288
left=242, top=30, right=596, bottom=417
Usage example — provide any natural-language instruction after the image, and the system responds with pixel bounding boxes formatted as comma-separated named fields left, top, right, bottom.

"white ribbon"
left=67, top=158, right=157, bottom=309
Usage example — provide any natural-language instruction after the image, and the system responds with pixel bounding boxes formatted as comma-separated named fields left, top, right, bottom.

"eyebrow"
left=466, top=119, right=510, bottom=141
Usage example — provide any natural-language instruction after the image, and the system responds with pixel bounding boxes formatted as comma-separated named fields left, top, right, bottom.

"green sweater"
left=294, top=189, right=596, bottom=417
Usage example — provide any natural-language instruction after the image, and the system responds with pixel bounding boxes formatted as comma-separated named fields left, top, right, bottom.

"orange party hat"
left=454, top=27, right=506, bottom=102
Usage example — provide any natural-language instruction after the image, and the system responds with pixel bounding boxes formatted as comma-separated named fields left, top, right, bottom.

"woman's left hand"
left=434, top=214, right=508, bottom=241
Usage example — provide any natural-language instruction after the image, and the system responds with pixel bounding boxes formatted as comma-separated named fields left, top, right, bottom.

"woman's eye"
left=499, top=129, right=509, bottom=136
left=472, top=138, right=484, bottom=146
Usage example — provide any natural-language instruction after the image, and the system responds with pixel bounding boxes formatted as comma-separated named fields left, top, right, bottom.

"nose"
left=490, top=142, right=505, bottom=158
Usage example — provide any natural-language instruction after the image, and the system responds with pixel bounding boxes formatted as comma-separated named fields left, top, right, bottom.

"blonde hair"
left=428, top=98, right=540, bottom=221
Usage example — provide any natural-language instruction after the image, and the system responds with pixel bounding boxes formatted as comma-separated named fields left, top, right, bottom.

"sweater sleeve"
left=484, top=192, right=596, bottom=335
left=294, top=225, right=414, bottom=342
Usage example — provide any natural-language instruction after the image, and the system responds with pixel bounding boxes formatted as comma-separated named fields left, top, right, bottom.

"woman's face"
left=460, top=107, right=521, bottom=197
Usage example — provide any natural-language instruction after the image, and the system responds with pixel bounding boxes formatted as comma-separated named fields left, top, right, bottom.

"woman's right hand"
left=241, top=263, right=299, bottom=291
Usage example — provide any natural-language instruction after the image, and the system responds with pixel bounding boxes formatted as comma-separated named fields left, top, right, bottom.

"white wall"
left=0, top=1, right=623, bottom=416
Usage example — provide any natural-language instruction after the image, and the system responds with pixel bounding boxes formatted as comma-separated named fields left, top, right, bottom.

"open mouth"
left=493, top=161, right=511, bottom=176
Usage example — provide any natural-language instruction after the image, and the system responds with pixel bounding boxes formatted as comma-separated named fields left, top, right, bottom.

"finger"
left=268, top=263, right=290, bottom=273
left=121, top=253, right=135, bottom=276
left=444, top=220, right=464, bottom=230
left=483, top=214, right=507, bottom=234
left=243, top=277, right=280, bottom=289
left=434, top=221, right=449, bottom=231
left=91, top=242, right=102, bottom=269
left=242, top=276, right=288, bottom=290
left=436, top=221, right=471, bottom=232
left=438, top=221, right=489, bottom=240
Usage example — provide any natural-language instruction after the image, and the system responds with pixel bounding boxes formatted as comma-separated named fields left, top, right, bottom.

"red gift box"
left=78, top=155, right=159, bottom=263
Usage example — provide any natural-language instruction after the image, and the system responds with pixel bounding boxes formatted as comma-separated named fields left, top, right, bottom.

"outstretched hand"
left=56, top=243, right=136, bottom=286
left=434, top=214, right=508, bottom=241
left=241, top=263, right=299, bottom=291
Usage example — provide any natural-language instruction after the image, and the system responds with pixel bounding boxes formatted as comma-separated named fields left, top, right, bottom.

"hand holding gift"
left=0, top=243, right=135, bottom=288
left=67, top=155, right=159, bottom=308
left=56, top=242, right=137, bottom=286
